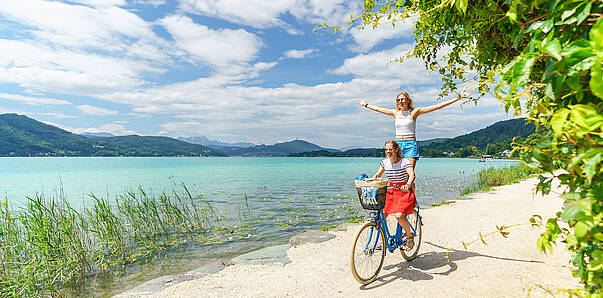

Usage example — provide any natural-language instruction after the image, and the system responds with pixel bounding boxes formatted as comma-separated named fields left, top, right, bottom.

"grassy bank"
left=0, top=186, right=224, bottom=297
left=459, top=163, right=540, bottom=197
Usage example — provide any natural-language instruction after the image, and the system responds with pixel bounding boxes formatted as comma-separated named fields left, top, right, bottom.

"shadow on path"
left=360, top=241, right=543, bottom=290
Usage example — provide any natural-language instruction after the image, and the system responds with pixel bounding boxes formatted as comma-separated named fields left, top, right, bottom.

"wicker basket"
left=354, top=178, right=388, bottom=210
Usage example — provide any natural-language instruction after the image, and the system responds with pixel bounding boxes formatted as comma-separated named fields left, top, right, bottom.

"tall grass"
left=0, top=185, right=218, bottom=297
left=459, top=163, right=540, bottom=197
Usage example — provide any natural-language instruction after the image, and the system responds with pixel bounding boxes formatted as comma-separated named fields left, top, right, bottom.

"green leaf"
left=561, top=203, right=586, bottom=221
left=575, top=2, right=591, bottom=26
left=591, top=18, right=603, bottom=54
left=560, top=5, right=578, bottom=22
left=566, top=48, right=596, bottom=76
left=590, top=58, right=603, bottom=99
left=455, top=0, right=468, bottom=14
left=506, top=4, right=517, bottom=22
left=562, top=39, right=590, bottom=56
left=574, top=221, right=589, bottom=239
left=550, top=109, right=569, bottom=133
left=543, top=39, right=562, bottom=61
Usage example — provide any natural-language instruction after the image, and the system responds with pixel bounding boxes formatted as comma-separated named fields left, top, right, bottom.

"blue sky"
left=0, top=0, right=516, bottom=149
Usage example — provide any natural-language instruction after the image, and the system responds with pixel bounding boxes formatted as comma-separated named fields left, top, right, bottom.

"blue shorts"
left=395, top=139, right=419, bottom=159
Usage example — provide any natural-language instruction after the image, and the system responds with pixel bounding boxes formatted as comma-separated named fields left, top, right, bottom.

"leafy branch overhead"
left=320, top=0, right=602, bottom=294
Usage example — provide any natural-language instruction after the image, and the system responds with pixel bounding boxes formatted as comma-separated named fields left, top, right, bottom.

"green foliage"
left=319, top=0, right=602, bottom=293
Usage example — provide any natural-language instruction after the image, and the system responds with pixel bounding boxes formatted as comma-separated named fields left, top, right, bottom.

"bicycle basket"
left=354, top=178, right=388, bottom=210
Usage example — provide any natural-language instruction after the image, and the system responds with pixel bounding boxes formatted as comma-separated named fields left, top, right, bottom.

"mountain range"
left=0, top=113, right=536, bottom=158
left=176, top=136, right=255, bottom=148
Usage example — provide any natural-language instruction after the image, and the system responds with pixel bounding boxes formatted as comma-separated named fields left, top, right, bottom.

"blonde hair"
left=395, top=92, right=414, bottom=111
left=384, top=140, right=402, bottom=159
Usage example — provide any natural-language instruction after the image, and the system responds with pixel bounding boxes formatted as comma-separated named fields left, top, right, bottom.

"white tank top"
left=395, top=110, right=416, bottom=139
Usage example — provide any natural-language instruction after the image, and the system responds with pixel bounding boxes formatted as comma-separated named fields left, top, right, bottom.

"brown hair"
left=384, top=140, right=402, bottom=159
left=395, top=91, right=414, bottom=111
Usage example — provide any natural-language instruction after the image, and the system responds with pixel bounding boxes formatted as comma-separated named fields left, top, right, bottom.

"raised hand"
left=357, top=99, right=368, bottom=107
left=459, top=86, right=475, bottom=99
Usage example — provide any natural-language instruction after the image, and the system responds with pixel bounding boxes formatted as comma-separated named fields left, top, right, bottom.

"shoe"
left=404, top=236, right=414, bottom=251
left=375, top=243, right=382, bottom=251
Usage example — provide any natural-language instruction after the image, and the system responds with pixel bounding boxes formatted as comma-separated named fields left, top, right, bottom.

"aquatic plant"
left=0, top=185, right=218, bottom=297
left=459, top=164, right=540, bottom=197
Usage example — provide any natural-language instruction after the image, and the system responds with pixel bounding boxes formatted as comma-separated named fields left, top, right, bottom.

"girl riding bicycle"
left=373, top=140, right=416, bottom=250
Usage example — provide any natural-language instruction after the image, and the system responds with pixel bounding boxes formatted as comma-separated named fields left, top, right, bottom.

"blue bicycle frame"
left=366, top=205, right=422, bottom=253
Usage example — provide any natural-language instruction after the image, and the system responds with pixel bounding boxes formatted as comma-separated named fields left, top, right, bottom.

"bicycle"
left=351, top=180, right=423, bottom=285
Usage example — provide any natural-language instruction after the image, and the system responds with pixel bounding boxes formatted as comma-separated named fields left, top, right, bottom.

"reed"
left=459, top=163, right=540, bottom=197
left=0, top=185, right=218, bottom=297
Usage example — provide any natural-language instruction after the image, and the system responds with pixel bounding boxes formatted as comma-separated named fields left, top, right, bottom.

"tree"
left=319, top=0, right=602, bottom=294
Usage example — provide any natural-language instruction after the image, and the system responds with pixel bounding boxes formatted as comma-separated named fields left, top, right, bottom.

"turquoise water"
left=0, top=157, right=515, bottom=208
left=0, top=157, right=516, bottom=295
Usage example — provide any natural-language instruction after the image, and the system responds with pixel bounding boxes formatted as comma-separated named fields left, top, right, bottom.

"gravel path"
left=126, top=178, right=581, bottom=297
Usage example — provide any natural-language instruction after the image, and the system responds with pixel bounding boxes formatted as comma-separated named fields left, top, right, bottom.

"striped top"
left=380, top=158, right=412, bottom=183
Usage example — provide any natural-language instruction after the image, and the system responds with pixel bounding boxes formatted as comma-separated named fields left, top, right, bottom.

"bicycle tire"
left=400, top=210, right=422, bottom=261
left=351, top=221, right=385, bottom=284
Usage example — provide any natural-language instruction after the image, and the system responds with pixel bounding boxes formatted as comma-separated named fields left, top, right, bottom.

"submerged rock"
left=230, top=244, right=291, bottom=266
left=289, top=230, right=335, bottom=246
left=114, top=261, right=225, bottom=297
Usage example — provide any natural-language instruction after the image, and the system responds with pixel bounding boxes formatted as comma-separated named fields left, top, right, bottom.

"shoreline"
left=116, top=177, right=581, bottom=297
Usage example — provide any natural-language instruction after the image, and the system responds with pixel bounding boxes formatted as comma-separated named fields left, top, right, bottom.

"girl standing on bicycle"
left=358, top=87, right=474, bottom=169
left=373, top=140, right=416, bottom=250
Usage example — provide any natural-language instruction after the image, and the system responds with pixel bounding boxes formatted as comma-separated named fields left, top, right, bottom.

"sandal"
left=404, top=236, right=414, bottom=251
left=375, top=243, right=383, bottom=251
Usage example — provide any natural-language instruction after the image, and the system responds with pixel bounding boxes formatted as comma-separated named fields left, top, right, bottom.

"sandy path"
left=146, top=178, right=579, bottom=297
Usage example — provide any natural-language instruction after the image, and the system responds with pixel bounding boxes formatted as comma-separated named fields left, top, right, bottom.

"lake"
left=0, top=157, right=516, bottom=295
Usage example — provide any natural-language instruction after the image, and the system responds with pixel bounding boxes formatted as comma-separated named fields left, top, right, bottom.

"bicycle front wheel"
left=351, top=221, right=385, bottom=284
left=401, top=210, right=422, bottom=261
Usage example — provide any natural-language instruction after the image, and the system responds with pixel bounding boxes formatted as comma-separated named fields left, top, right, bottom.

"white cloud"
left=61, top=122, right=138, bottom=136
left=348, top=17, right=414, bottom=52
left=179, top=0, right=360, bottom=34
left=0, top=39, right=159, bottom=95
left=67, top=0, right=127, bottom=6
left=178, top=0, right=295, bottom=29
left=158, top=15, right=263, bottom=68
left=0, top=92, right=71, bottom=105
left=0, top=0, right=169, bottom=59
left=330, top=44, right=438, bottom=86
left=77, top=105, right=119, bottom=115
left=282, top=49, right=317, bottom=59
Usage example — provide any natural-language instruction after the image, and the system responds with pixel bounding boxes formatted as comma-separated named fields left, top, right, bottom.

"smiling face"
left=396, top=94, right=409, bottom=109
left=384, top=141, right=401, bottom=160
left=395, top=92, right=413, bottom=110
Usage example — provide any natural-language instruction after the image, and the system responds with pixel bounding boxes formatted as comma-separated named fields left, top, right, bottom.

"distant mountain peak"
left=81, top=132, right=114, bottom=138
left=177, top=136, right=255, bottom=148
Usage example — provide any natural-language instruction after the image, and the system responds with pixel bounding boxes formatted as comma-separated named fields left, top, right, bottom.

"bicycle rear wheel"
left=401, top=210, right=422, bottom=261
left=351, top=221, right=385, bottom=284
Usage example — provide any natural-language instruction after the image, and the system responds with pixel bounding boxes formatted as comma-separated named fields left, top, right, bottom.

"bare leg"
left=408, top=157, right=417, bottom=169
left=408, top=157, right=417, bottom=190
left=394, top=213, right=414, bottom=250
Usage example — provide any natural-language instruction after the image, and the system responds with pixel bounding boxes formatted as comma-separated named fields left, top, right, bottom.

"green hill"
left=421, top=118, right=536, bottom=157
left=0, top=113, right=95, bottom=156
left=0, top=113, right=226, bottom=157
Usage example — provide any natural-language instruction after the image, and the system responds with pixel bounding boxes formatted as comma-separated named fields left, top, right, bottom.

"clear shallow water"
left=0, top=157, right=516, bottom=296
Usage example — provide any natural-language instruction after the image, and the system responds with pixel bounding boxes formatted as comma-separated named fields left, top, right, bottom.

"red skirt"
left=383, top=181, right=415, bottom=215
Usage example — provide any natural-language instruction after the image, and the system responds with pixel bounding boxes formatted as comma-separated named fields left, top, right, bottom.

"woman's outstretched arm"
left=373, top=166, right=385, bottom=179
left=412, top=86, right=474, bottom=118
left=358, top=99, right=396, bottom=117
